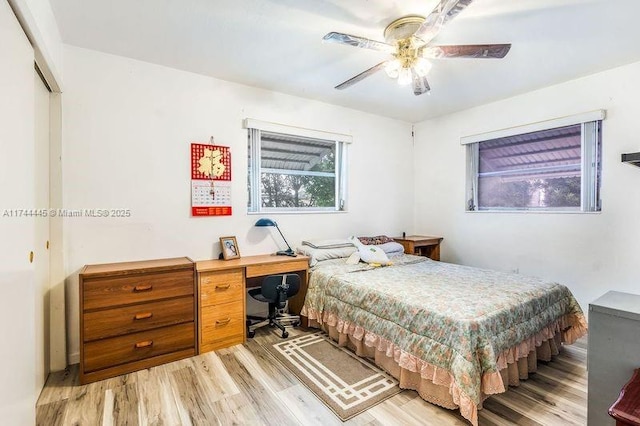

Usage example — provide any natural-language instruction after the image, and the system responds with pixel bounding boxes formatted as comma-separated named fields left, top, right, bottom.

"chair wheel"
left=282, top=331, right=289, bottom=338
left=248, top=330, right=255, bottom=338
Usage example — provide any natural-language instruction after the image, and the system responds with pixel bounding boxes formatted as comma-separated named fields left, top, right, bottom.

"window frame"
left=245, top=119, right=350, bottom=213
left=463, top=111, right=604, bottom=213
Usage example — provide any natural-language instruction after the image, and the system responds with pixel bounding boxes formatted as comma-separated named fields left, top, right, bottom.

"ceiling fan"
left=323, top=0, right=511, bottom=96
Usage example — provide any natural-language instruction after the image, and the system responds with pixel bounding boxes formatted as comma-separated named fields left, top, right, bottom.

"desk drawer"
left=83, top=270, right=193, bottom=310
left=200, top=301, right=244, bottom=352
left=83, top=296, right=194, bottom=341
left=245, top=260, right=308, bottom=278
left=200, top=270, right=243, bottom=307
left=83, top=322, right=194, bottom=373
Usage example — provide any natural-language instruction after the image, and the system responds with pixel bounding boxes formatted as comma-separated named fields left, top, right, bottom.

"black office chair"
left=246, top=274, right=300, bottom=338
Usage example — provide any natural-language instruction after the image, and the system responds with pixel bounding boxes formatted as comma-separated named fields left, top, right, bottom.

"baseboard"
left=68, top=351, right=79, bottom=365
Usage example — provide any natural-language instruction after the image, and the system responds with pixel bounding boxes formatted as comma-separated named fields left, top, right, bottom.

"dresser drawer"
left=245, top=260, right=308, bottom=278
left=83, top=269, right=193, bottom=310
left=200, top=301, right=244, bottom=352
left=83, top=296, right=194, bottom=341
left=83, top=322, right=194, bottom=373
left=200, top=269, right=243, bottom=307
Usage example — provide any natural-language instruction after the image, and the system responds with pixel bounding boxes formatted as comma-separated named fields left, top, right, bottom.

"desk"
left=196, top=254, right=309, bottom=353
left=393, top=235, right=443, bottom=261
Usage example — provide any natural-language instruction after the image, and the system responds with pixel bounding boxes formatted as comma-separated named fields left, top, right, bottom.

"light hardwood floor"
left=37, top=328, right=587, bottom=425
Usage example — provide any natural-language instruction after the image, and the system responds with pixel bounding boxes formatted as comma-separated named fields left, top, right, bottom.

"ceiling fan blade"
left=323, top=32, right=395, bottom=53
left=335, top=61, right=388, bottom=90
left=423, top=44, right=511, bottom=59
left=413, top=0, right=474, bottom=45
left=412, top=69, right=431, bottom=96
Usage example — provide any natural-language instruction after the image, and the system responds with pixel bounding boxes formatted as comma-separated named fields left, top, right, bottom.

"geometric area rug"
left=264, top=331, right=401, bottom=420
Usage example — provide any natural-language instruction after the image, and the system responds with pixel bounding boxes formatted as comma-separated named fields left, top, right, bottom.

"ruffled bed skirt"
left=304, top=309, right=587, bottom=426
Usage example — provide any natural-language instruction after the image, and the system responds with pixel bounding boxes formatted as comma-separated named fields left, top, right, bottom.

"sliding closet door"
left=0, top=0, right=37, bottom=424
left=34, top=71, right=51, bottom=392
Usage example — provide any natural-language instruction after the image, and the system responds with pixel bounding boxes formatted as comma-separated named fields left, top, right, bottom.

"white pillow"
left=378, top=241, right=405, bottom=254
left=296, top=245, right=357, bottom=267
left=348, top=236, right=391, bottom=266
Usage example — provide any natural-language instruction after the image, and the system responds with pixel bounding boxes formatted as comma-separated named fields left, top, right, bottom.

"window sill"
left=247, top=210, right=348, bottom=215
left=465, top=209, right=601, bottom=215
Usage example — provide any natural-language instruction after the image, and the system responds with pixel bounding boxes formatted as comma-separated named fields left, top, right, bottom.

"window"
left=246, top=120, right=349, bottom=212
left=464, top=112, right=603, bottom=212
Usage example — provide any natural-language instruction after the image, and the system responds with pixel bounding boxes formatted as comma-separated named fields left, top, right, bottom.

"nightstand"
left=394, top=235, right=443, bottom=261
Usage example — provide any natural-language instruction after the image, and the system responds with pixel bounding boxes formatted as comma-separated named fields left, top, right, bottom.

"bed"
left=300, top=254, right=587, bottom=425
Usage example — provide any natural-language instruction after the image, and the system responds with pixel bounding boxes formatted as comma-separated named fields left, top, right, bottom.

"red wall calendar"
left=191, top=143, right=232, bottom=216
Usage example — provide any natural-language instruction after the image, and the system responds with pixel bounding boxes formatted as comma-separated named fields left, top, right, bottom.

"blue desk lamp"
left=255, top=218, right=297, bottom=257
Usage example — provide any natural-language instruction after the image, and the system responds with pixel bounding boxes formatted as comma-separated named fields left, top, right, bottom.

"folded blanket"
left=301, top=239, right=353, bottom=249
left=358, top=235, right=395, bottom=245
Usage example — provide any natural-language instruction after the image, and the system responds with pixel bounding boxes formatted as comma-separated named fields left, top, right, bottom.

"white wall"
left=414, top=60, right=640, bottom=314
left=62, top=45, right=414, bottom=362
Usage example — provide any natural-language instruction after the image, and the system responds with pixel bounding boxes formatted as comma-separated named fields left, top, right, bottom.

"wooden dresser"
left=196, top=255, right=309, bottom=353
left=79, top=257, right=196, bottom=384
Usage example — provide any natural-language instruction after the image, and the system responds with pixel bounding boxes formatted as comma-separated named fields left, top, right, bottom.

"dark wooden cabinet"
left=79, top=257, right=196, bottom=384
left=609, top=369, right=640, bottom=426
left=588, top=291, right=640, bottom=425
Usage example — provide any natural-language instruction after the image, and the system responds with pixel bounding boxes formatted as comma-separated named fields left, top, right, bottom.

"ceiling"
left=50, top=0, right=640, bottom=123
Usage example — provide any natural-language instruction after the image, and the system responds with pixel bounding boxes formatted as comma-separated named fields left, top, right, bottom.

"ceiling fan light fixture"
left=384, top=59, right=401, bottom=78
left=414, top=58, right=432, bottom=77
left=397, top=67, right=412, bottom=86
left=325, top=2, right=512, bottom=95
left=383, top=15, right=426, bottom=43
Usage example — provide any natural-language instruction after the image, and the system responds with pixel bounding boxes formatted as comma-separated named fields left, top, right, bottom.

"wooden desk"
left=394, top=235, right=443, bottom=261
left=196, top=254, right=309, bottom=353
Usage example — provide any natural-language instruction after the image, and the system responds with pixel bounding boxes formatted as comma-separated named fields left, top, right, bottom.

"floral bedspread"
left=302, top=255, right=586, bottom=417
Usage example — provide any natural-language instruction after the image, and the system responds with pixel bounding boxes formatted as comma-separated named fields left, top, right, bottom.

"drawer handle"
left=133, top=284, right=153, bottom=292
left=134, top=312, right=153, bottom=320
left=215, top=283, right=231, bottom=290
left=135, top=340, right=153, bottom=348
left=215, top=318, right=231, bottom=325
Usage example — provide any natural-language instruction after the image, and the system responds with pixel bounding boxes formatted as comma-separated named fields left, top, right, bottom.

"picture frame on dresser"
left=220, top=236, right=240, bottom=260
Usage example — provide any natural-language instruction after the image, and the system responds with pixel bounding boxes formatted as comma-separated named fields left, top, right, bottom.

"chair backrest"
left=261, top=274, right=300, bottom=308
